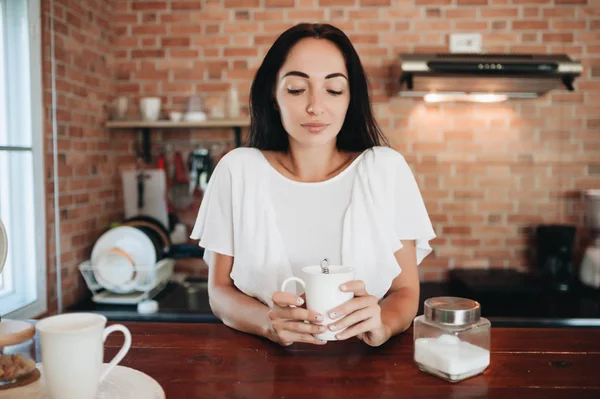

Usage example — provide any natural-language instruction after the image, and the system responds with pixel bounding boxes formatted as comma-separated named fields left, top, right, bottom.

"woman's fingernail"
left=329, top=324, right=338, bottom=331
left=336, top=333, right=344, bottom=340
left=315, top=315, right=323, bottom=321
left=320, top=339, right=327, bottom=344
left=318, top=326, right=326, bottom=332
left=340, top=285, right=347, bottom=291
left=297, top=298, right=304, bottom=305
left=330, top=312, right=339, bottom=318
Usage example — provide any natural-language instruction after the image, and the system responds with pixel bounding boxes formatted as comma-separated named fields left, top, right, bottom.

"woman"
left=191, top=23, right=435, bottom=347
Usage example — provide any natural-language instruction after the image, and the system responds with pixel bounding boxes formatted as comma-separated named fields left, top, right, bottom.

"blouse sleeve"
left=190, top=158, right=234, bottom=260
left=393, top=154, right=436, bottom=265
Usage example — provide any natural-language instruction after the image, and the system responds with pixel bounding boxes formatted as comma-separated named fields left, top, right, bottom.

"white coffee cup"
left=281, top=265, right=355, bottom=341
left=36, top=313, right=132, bottom=399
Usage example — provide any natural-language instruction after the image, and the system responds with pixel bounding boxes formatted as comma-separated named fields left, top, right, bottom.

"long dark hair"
left=247, top=23, right=388, bottom=152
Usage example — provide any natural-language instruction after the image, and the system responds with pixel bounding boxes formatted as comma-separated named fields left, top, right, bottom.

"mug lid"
left=0, top=320, right=36, bottom=346
left=424, top=297, right=481, bottom=325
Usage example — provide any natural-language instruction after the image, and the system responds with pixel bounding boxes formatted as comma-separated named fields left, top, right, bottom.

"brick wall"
left=41, top=0, right=132, bottom=312
left=112, top=0, right=600, bottom=281
left=42, top=0, right=600, bottom=312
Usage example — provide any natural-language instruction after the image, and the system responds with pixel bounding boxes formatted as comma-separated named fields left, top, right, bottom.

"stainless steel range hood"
left=398, top=53, right=583, bottom=102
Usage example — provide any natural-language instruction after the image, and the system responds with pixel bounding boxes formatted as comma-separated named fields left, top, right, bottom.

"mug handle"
left=99, top=324, right=132, bottom=382
left=281, top=277, right=306, bottom=308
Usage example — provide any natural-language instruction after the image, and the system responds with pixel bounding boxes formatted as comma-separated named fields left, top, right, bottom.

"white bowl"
left=183, top=111, right=207, bottom=122
left=169, top=111, right=183, bottom=122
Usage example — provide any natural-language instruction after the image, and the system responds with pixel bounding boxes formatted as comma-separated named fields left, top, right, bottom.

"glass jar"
left=0, top=319, right=37, bottom=386
left=413, top=297, right=491, bottom=382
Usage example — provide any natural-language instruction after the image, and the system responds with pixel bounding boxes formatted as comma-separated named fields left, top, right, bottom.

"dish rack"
left=78, top=258, right=175, bottom=305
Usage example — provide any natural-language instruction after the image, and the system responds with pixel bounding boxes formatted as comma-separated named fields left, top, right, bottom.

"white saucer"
left=0, top=363, right=165, bottom=399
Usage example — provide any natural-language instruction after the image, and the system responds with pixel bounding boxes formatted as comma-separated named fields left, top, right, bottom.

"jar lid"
left=424, top=297, right=481, bottom=325
left=0, top=319, right=36, bottom=347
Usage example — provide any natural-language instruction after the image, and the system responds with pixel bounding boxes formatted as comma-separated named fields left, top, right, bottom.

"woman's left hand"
left=327, top=280, right=390, bottom=347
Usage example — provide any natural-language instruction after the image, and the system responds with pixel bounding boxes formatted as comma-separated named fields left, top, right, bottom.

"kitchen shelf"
left=106, top=118, right=250, bottom=163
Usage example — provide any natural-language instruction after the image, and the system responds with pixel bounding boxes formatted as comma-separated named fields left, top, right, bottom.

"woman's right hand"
left=267, top=291, right=327, bottom=346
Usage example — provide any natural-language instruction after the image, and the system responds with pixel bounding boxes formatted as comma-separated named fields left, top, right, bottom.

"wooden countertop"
left=100, top=322, right=600, bottom=398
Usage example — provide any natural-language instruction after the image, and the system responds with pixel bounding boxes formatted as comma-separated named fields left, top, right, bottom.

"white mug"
left=36, top=313, right=132, bottom=399
left=281, top=265, right=355, bottom=341
left=140, top=97, right=161, bottom=121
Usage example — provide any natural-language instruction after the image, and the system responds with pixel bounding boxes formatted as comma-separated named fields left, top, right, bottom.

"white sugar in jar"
left=413, top=297, right=491, bottom=382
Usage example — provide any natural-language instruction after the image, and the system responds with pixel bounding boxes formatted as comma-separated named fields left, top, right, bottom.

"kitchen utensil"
left=320, top=258, right=330, bottom=274
left=122, top=169, right=169, bottom=231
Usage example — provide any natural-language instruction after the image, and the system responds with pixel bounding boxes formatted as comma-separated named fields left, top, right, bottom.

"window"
left=0, top=0, right=46, bottom=318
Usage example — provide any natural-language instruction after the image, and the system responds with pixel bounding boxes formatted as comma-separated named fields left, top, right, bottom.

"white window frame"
left=1, top=0, right=47, bottom=318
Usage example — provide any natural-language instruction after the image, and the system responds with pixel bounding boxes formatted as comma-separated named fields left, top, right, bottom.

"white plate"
left=94, top=250, right=136, bottom=292
left=0, top=363, right=165, bottom=399
left=91, top=227, right=156, bottom=294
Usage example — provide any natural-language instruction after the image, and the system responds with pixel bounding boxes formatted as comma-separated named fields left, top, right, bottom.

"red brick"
left=426, top=8, right=442, bottom=18
left=132, top=25, right=167, bottom=35
left=131, top=1, right=167, bottom=11
left=543, top=8, right=576, bottom=18
left=446, top=9, right=477, bottom=18
left=523, top=7, right=539, bottom=17
left=254, top=11, right=285, bottom=21
left=225, top=0, right=260, bottom=7
left=169, top=25, right=203, bottom=35
left=318, top=0, right=355, bottom=5
left=481, top=8, right=518, bottom=18
left=551, top=20, right=586, bottom=30
left=443, top=226, right=473, bottom=235
left=455, top=21, right=488, bottom=30
left=171, top=1, right=203, bottom=10
left=288, top=10, right=325, bottom=20
left=224, top=47, right=258, bottom=57
left=265, top=0, right=295, bottom=6
left=161, top=37, right=191, bottom=47
left=416, top=0, right=451, bottom=4
left=348, top=9, right=378, bottom=19
left=360, top=0, right=391, bottom=5
left=131, top=49, right=165, bottom=58
left=543, top=33, right=574, bottom=43
left=512, top=20, right=549, bottom=30
left=161, top=13, right=191, bottom=23
left=457, top=0, right=488, bottom=4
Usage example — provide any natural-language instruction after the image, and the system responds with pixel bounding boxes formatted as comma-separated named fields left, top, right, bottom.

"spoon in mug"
left=320, top=258, right=330, bottom=274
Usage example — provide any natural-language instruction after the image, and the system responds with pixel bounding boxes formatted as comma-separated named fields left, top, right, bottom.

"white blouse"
left=191, top=146, right=436, bottom=307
